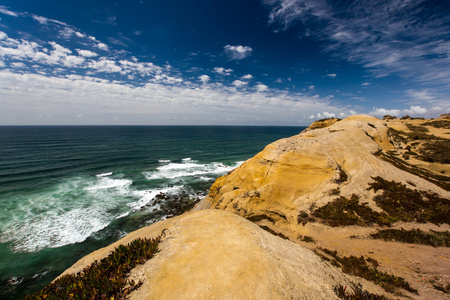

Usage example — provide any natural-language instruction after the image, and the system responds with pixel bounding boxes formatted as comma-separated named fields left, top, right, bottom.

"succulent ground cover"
left=24, top=236, right=161, bottom=300
left=311, top=194, right=392, bottom=227
left=368, top=176, right=450, bottom=224
left=306, top=177, right=450, bottom=227
left=317, top=248, right=417, bottom=295
left=334, top=284, right=387, bottom=300
left=371, top=228, right=450, bottom=247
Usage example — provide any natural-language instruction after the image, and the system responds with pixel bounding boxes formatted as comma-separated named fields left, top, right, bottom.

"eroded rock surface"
left=60, top=210, right=377, bottom=299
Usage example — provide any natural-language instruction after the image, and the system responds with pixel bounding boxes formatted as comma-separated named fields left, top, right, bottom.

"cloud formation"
left=213, top=67, right=233, bottom=75
left=0, top=70, right=352, bottom=125
left=264, top=0, right=450, bottom=86
left=224, top=45, right=253, bottom=60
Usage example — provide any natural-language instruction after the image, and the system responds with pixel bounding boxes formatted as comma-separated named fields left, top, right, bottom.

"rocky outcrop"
left=59, top=209, right=379, bottom=299
left=195, top=115, right=448, bottom=220
left=194, top=114, right=450, bottom=299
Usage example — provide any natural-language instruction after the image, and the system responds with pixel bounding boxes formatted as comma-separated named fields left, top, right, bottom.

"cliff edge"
left=54, top=114, right=449, bottom=299
left=194, top=114, right=450, bottom=299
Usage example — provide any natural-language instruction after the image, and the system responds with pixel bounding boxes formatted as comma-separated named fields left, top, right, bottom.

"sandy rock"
left=195, top=115, right=448, bottom=221
left=59, top=210, right=373, bottom=299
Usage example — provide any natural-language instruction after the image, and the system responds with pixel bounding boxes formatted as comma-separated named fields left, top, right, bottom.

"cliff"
left=59, top=209, right=380, bottom=299
left=55, top=114, right=449, bottom=299
left=195, top=114, right=450, bottom=299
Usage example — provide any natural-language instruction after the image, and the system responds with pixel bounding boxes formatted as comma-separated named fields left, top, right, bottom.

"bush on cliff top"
left=24, top=236, right=161, bottom=300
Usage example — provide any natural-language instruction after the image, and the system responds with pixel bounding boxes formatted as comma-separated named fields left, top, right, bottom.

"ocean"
left=0, top=125, right=305, bottom=299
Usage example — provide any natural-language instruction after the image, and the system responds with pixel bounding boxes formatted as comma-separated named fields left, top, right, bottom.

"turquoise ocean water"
left=0, top=126, right=304, bottom=299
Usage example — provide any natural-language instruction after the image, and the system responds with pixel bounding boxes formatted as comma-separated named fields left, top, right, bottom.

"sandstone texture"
left=60, top=209, right=377, bottom=299
left=195, top=114, right=450, bottom=299
left=196, top=115, right=448, bottom=217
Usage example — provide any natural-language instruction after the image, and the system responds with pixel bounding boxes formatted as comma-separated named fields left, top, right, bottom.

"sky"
left=0, top=0, right=449, bottom=125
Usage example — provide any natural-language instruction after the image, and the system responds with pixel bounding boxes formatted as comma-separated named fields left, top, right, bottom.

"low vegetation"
left=317, top=248, right=417, bottom=294
left=311, top=194, right=392, bottom=227
left=246, top=214, right=276, bottom=223
left=375, top=151, right=449, bottom=190
left=368, top=176, right=450, bottom=224
left=433, top=283, right=450, bottom=294
left=334, top=284, right=387, bottom=300
left=417, top=140, right=450, bottom=164
left=24, top=236, right=161, bottom=300
left=298, top=235, right=315, bottom=243
left=258, top=225, right=289, bottom=240
left=371, top=228, right=450, bottom=247
left=422, top=120, right=450, bottom=129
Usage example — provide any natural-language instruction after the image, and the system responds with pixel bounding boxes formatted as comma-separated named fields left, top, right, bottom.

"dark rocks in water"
left=140, top=190, right=205, bottom=218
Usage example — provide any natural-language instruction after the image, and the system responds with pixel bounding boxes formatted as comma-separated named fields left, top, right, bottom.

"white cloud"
left=326, top=73, right=337, bottom=78
left=371, top=105, right=428, bottom=117
left=241, top=74, right=253, bottom=80
left=10, top=62, right=26, bottom=68
left=199, top=75, right=210, bottom=84
left=0, top=31, right=7, bottom=40
left=316, top=112, right=336, bottom=119
left=96, top=43, right=109, bottom=51
left=213, top=67, right=233, bottom=75
left=431, top=107, right=442, bottom=112
left=370, top=107, right=401, bottom=117
left=88, top=58, right=122, bottom=73
left=404, top=106, right=427, bottom=115
left=119, top=60, right=162, bottom=76
left=0, top=6, right=19, bottom=17
left=232, top=80, right=248, bottom=87
left=63, top=55, right=85, bottom=67
left=224, top=45, right=253, bottom=60
left=152, top=74, right=183, bottom=84
left=308, top=85, right=315, bottom=90
left=361, top=82, right=370, bottom=86
left=0, top=70, right=353, bottom=125
left=255, top=84, right=268, bottom=92
left=76, top=49, right=98, bottom=57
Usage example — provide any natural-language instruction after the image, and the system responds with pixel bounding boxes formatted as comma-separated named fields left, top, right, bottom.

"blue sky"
left=0, top=0, right=449, bottom=125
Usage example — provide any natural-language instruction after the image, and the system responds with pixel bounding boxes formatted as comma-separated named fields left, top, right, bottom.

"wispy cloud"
left=264, top=0, right=450, bottom=86
left=224, top=45, right=253, bottom=60
left=326, top=73, right=336, bottom=78
left=0, top=6, right=19, bottom=17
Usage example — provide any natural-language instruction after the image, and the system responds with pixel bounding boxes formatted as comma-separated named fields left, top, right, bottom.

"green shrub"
left=318, top=248, right=417, bottom=294
left=334, top=284, right=387, bottom=300
left=371, top=228, right=450, bottom=247
left=24, top=236, right=161, bottom=300
left=312, top=194, right=392, bottom=227
left=368, top=177, right=450, bottom=224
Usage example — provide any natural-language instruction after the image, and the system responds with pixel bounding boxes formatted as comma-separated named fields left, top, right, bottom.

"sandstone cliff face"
left=194, top=114, right=450, bottom=299
left=196, top=115, right=448, bottom=221
left=60, top=210, right=374, bottom=299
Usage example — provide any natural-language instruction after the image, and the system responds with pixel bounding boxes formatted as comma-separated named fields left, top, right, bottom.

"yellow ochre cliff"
left=57, top=114, right=449, bottom=299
